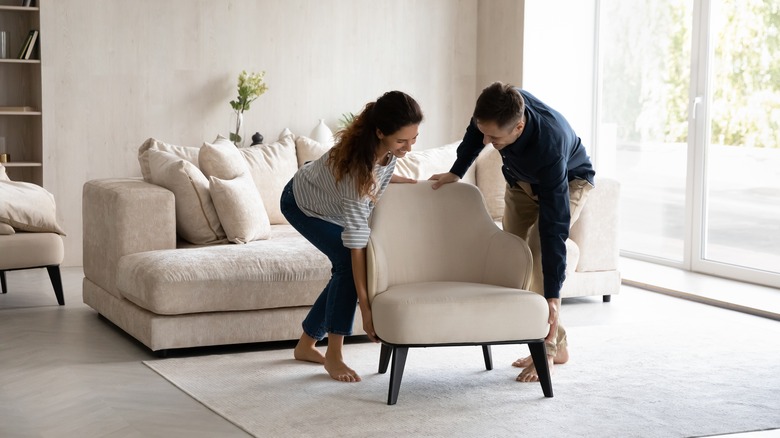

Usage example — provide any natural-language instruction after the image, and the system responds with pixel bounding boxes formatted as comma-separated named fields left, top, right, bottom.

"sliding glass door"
left=597, top=0, right=780, bottom=288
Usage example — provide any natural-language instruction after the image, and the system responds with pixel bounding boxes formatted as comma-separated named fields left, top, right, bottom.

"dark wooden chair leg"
left=387, top=346, right=409, bottom=405
left=528, top=342, right=553, bottom=397
left=482, top=344, right=493, bottom=370
left=603, top=295, right=611, bottom=303
left=0, top=270, right=6, bottom=294
left=378, top=343, right=393, bottom=374
left=46, top=265, right=65, bottom=305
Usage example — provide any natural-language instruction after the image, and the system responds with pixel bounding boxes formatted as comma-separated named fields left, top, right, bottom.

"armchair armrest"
left=82, top=178, right=176, bottom=296
left=482, top=229, right=533, bottom=290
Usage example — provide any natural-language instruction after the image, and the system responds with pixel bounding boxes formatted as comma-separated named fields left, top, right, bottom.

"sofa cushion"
left=475, top=147, right=505, bottom=221
left=0, top=180, right=66, bottom=235
left=138, top=138, right=200, bottom=182
left=209, top=172, right=271, bottom=244
left=116, top=225, right=331, bottom=315
left=0, top=222, right=14, bottom=235
left=146, top=149, right=226, bottom=245
left=0, top=163, right=8, bottom=181
left=295, top=135, right=331, bottom=167
left=199, top=135, right=249, bottom=180
left=240, top=135, right=298, bottom=225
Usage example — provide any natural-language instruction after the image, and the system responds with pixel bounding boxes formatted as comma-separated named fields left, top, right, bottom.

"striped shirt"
left=292, top=150, right=397, bottom=249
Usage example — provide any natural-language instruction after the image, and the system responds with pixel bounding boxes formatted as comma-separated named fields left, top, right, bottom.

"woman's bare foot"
left=324, top=356, right=361, bottom=382
left=512, top=344, right=569, bottom=382
left=293, top=334, right=325, bottom=364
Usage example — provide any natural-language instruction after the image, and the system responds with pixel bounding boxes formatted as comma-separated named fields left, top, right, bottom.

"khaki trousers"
left=502, top=179, right=593, bottom=356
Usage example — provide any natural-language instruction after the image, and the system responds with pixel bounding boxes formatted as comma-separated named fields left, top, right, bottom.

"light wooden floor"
left=0, top=265, right=777, bottom=438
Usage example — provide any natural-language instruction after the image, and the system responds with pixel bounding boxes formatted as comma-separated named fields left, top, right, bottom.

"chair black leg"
left=46, top=265, right=65, bottom=305
left=378, top=343, right=392, bottom=374
left=603, top=295, right=611, bottom=303
left=528, top=342, right=553, bottom=398
left=482, top=345, right=493, bottom=370
left=387, top=346, right=409, bottom=405
left=0, top=270, right=6, bottom=294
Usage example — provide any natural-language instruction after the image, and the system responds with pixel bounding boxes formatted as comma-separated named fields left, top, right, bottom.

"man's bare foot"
left=324, top=356, right=361, bottom=382
left=293, top=339, right=325, bottom=364
left=513, top=344, right=569, bottom=382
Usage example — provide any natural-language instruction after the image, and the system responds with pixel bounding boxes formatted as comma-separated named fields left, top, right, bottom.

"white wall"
left=39, top=0, right=480, bottom=265
left=521, top=0, right=597, bottom=150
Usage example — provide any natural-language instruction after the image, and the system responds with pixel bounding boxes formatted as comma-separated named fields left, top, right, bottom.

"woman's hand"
left=361, top=306, right=380, bottom=342
left=390, top=174, right=417, bottom=184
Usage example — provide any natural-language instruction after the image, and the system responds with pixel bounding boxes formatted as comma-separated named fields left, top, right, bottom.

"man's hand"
left=545, top=298, right=560, bottom=344
left=390, top=174, right=417, bottom=184
left=428, top=172, right=460, bottom=190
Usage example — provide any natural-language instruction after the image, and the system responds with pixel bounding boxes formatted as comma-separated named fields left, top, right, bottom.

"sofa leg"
left=378, top=343, right=392, bottom=374
left=387, top=346, right=408, bottom=405
left=0, top=270, right=6, bottom=294
left=482, top=345, right=493, bottom=370
left=529, top=342, right=553, bottom=398
left=46, top=265, right=65, bottom=305
left=603, top=295, right=611, bottom=303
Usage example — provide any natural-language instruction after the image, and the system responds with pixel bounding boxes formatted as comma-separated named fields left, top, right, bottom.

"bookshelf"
left=0, top=2, right=41, bottom=184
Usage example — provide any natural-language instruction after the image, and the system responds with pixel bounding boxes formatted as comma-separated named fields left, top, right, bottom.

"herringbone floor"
left=0, top=266, right=777, bottom=438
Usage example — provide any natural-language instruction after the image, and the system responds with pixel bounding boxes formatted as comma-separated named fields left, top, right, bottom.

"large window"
left=596, top=0, right=780, bottom=287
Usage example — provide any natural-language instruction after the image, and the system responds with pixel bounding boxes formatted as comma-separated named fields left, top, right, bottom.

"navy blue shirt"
left=449, top=89, right=595, bottom=299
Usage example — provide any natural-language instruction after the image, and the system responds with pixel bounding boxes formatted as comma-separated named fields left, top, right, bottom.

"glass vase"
left=229, top=111, right=245, bottom=147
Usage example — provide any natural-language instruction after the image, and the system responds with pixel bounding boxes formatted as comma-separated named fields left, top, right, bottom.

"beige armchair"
left=0, top=232, right=65, bottom=305
left=367, top=181, right=552, bottom=405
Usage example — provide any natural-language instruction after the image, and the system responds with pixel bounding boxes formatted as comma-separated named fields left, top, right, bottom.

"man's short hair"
left=473, top=82, right=525, bottom=130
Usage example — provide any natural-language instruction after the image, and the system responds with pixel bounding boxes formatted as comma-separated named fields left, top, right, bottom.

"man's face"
left=476, top=118, right=524, bottom=150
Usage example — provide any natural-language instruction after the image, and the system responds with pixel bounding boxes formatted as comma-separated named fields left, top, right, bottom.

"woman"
left=280, top=91, right=423, bottom=382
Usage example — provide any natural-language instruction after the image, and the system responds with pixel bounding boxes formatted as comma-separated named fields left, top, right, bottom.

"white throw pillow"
left=240, top=135, right=298, bottom=225
left=0, top=163, right=8, bottom=181
left=209, top=172, right=271, bottom=244
left=0, top=180, right=66, bottom=235
left=394, top=141, right=477, bottom=184
left=145, top=149, right=226, bottom=244
left=138, top=138, right=200, bottom=182
left=199, top=136, right=249, bottom=180
left=295, top=135, right=330, bottom=167
left=0, top=222, right=14, bottom=235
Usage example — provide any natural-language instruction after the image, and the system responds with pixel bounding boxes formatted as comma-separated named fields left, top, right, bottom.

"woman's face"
left=377, top=124, right=419, bottom=159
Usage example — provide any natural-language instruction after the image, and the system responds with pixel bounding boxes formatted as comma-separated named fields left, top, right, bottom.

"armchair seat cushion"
left=372, top=281, right=549, bottom=345
left=0, top=232, right=64, bottom=270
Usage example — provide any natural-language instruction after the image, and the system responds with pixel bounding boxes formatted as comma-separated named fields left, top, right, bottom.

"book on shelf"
left=23, top=30, right=39, bottom=60
left=22, top=0, right=35, bottom=7
left=0, top=106, right=36, bottom=112
left=17, top=30, right=33, bottom=59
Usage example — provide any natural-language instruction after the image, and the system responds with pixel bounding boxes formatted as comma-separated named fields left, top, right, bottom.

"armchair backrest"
left=367, top=181, right=532, bottom=302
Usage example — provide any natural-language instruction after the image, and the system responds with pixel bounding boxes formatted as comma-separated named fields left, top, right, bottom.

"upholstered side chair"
left=0, top=232, right=65, bottom=305
left=367, top=181, right=552, bottom=405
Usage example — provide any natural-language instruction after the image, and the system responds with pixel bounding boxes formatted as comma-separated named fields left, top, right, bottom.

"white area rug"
left=145, top=292, right=780, bottom=438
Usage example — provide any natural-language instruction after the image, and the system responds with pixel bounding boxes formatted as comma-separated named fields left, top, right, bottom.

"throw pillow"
left=138, top=138, right=200, bottom=182
left=0, top=163, right=8, bottom=181
left=0, top=180, right=66, bottom=235
left=0, top=222, right=15, bottom=235
left=199, top=136, right=249, bottom=180
left=240, top=135, right=298, bottom=225
left=394, top=141, right=477, bottom=184
left=209, top=172, right=271, bottom=244
left=145, top=149, right=226, bottom=245
left=295, top=135, right=330, bottom=167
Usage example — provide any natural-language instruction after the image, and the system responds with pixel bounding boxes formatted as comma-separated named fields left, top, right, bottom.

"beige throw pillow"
left=145, top=149, right=226, bottom=244
left=138, top=138, right=200, bottom=182
left=199, top=136, right=249, bottom=180
left=209, top=172, right=271, bottom=244
left=240, top=135, right=298, bottom=225
left=295, top=135, right=330, bottom=167
left=394, top=141, right=477, bottom=184
left=0, top=180, right=66, bottom=235
left=0, top=222, right=14, bottom=235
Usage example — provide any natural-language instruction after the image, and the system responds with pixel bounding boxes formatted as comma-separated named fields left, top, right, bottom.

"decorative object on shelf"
left=250, top=132, right=264, bottom=146
left=0, top=31, right=7, bottom=59
left=338, top=112, right=356, bottom=130
left=229, top=70, right=268, bottom=147
left=0, top=154, right=10, bottom=163
left=310, top=119, right=334, bottom=148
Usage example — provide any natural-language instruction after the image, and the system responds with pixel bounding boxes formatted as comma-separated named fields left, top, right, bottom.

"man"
left=430, top=82, right=595, bottom=382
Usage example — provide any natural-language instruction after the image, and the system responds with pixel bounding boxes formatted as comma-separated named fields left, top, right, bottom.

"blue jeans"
left=280, top=179, right=357, bottom=340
